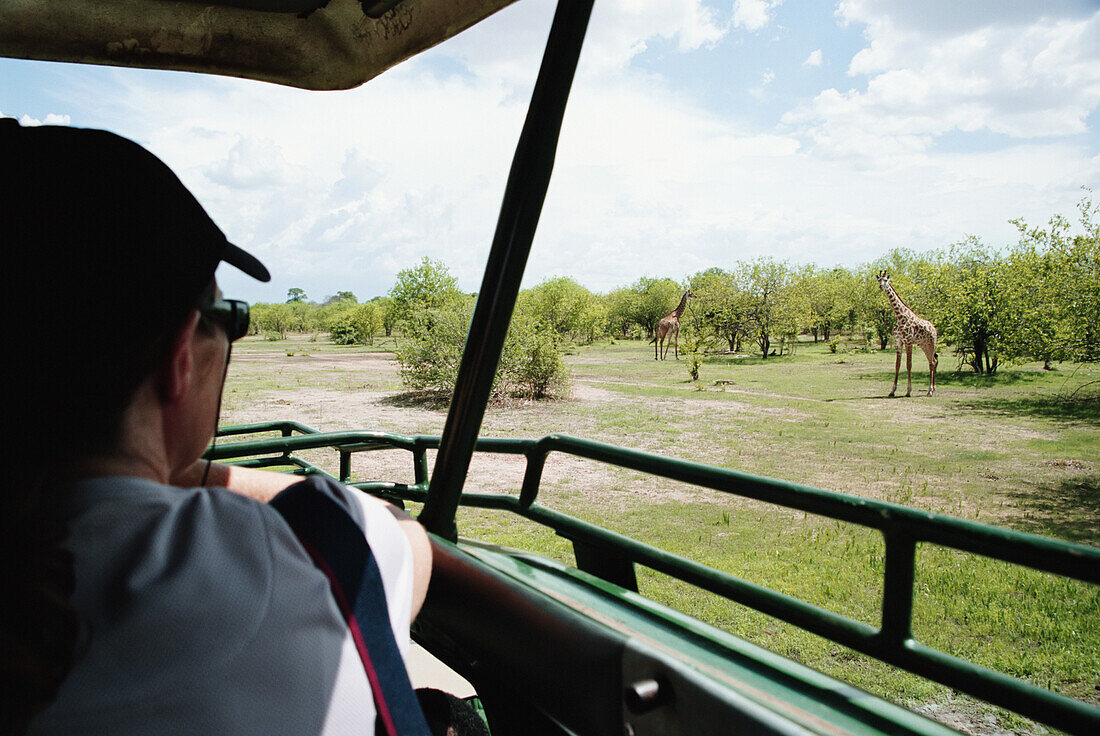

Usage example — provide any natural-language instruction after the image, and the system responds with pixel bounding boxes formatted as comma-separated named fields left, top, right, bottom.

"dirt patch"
left=570, top=383, right=618, bottom=403
left=912, top=699, right=1048, bottom=736
left=222, top=352, right=747, bottom=507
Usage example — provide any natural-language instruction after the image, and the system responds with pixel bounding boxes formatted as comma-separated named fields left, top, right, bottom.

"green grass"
left=222, top=335, right=1100, bottom=729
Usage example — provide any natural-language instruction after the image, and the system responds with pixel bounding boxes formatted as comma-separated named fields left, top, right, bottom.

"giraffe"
left=876, top=271, right=937, bottom=397
left=652, top=290, right=695, bottom=360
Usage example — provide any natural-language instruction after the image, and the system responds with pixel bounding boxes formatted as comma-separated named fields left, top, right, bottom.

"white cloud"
left=7, top=111, right=71, bottom=126
left=732, top=0, right=780, bottom=32
left=581, top=0, right=728, bottom=73
left=803, top=49, right=823, bottom=67
left=787, top=2, right=1100, bottom=162
left=203, top=137, right=296, bottom=189
left=836, top=0, right=1095, bottom=38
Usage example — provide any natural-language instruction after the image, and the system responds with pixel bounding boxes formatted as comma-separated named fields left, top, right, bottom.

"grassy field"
left=221, top=335, right=1099, bottom=732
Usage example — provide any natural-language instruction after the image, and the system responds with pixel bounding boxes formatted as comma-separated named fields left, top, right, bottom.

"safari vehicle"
left=3, top=2, right=1098, bottom=735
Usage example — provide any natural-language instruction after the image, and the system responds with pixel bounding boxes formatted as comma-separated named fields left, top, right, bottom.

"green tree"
left=370, top=296, right=399, bottom=337
left=935, top=239, right=1010, bottom=374
left=1006, top=193, right=1100, bottom=366
left=286, top=287, right=308, bottom=304
left=287, top=299, right=314, bottom=333
left=740, top=258, right=804, bottom=358
left=629, top=277, right=684, bottom=338
left=574, top=293, right=609, bottom=344
left=522, top=277, right=594, bottom=338
left=323, top=291, right=357, bottom=306
left=251, top=302, right=299, bottom=338
left=688, top=268, right=748, bottom=352
left=603, top=287, right=640, bottom=338
left=799, top=265, right=858, bottom=342
left=388, top=257, right=462, bottom=329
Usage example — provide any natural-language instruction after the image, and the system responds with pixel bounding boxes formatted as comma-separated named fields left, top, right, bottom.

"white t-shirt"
left=29, top=475, right=415, bottom=736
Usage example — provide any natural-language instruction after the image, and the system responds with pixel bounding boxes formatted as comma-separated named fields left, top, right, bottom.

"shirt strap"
left=271, top=477, right=431, bottom=736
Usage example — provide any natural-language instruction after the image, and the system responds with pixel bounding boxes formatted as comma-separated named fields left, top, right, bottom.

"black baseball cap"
left=1, top=118, right=269, bottom=342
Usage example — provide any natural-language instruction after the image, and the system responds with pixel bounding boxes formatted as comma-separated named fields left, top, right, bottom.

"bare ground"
left=223, top=350, right=727, bottom=505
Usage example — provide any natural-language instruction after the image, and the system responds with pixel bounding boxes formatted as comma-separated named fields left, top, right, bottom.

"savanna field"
left=218, top=335, right=1099, bottom=733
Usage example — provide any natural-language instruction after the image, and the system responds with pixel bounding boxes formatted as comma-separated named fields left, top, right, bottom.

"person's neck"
left=69, top=384, right=171, bottom=484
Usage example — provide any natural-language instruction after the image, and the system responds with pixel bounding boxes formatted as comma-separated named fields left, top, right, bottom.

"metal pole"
left=418, top=0, right=594, bottom=540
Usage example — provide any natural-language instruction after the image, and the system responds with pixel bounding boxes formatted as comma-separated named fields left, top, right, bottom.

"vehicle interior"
left=3, top=1, right=1098, bottom=735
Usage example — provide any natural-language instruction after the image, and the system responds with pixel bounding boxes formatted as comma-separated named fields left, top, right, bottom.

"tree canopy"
left=245, top=194, right=1099, bottom=374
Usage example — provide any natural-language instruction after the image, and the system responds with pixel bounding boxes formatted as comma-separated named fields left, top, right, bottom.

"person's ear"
left=158, top=311, right=201, bottom=403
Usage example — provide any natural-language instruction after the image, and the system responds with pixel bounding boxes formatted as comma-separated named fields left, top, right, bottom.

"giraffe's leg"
left=931, top=351, right=938, bottom=396
left=923, top=344, right=938, bottom=396
left=890, top=351, right=901, bottom=397
left=673, top=330, right=679, bottom=360
left=905, top=344, right=913, bottom=397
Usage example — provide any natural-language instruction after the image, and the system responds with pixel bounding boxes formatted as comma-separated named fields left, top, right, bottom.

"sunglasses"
left=202, top=298, right=250, bottom=342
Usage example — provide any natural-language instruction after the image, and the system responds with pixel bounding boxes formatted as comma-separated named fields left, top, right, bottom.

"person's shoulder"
left=269, top=474, right=369, bottom=529
left=58, top=479, right=281, bottom=684
left=63, top=476, right=268, bottom=534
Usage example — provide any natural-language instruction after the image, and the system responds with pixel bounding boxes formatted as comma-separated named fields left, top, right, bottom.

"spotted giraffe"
left=876, top=271, right=937, bottom=397
left=652, top=290, right=695, bottom=360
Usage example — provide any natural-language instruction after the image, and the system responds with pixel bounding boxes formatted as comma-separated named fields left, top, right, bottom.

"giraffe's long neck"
left=673, top=292, right=689, bottom=318
left=882, top=283, right=915, bottom=321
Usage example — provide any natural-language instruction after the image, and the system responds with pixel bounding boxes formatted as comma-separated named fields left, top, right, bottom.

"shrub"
left=394, top=301, right=569, bottom=401
left=500, top=314, right=569, bottom=399
left=687, top=353, right=702, bottom=382
left=328, top=303, right=382, bottom=346
left=393, top=306, right=470, bottom=395
left=329, top=316, right=361, bottom=345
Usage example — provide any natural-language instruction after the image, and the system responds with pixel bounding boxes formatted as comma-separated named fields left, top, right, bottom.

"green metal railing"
left=207, top=421, right=1100, bottom=735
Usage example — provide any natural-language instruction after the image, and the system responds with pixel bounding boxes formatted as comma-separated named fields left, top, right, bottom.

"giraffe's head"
left=875, top=271, right=890, bottom=290
left=687, top=289, right=697, bottom=299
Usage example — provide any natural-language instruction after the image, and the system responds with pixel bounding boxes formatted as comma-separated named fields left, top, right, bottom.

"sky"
left=3, top=0, right=1099, bottom=305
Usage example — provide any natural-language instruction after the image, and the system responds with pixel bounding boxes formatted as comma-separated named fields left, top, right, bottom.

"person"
left=0, top=119, right=433, bottom=735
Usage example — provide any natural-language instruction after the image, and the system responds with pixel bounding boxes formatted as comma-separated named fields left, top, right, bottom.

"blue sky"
left=3, top=0, right=1099, bottom=304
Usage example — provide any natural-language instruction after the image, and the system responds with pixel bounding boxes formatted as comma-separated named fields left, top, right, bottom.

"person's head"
left=0, top=119, right=270, bottom=727
left=1, top=118, right=269, bottom=467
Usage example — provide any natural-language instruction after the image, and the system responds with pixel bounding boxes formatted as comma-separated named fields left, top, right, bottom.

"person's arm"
left=172, top=459, right=299, bottom=502
left=172, top=459, right=432, bottom=621
left=385, top=503, right=432, bottom=622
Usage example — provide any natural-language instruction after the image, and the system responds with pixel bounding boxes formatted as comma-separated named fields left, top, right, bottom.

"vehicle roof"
left=0, top=0, right=517, bottom=90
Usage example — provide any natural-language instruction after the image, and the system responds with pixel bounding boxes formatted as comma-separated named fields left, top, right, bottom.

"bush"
left=394, top=306, right=470, bottom=395
left=500, top=314, right=569, bottom=399
left=394, top=301, right=569, bottom=401
left=687, top=353, right=702, bottom=381
left=329, top=316, right=361, bottom=345
left=328, top=303, right=382, bottom=346
left=681, top=334, right=704, bottom=382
